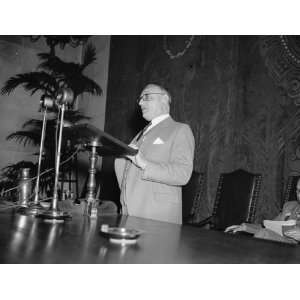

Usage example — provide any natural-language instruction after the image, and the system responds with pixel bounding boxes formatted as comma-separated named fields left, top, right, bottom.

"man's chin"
left=142, top=113, right=151, bottom=121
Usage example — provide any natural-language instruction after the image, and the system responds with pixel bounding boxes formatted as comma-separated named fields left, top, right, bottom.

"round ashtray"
left=100, top=225, right=142, bottom=244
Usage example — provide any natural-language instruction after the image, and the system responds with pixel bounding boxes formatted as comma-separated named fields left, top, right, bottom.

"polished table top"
left=0, top=209, right=300, bottom=263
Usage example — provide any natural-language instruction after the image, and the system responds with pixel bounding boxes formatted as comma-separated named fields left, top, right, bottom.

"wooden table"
left=0, top=209, right=300, bottom=263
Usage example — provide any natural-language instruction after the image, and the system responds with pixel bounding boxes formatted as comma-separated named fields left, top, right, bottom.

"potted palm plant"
left=0, top=36, right=102, bottom=201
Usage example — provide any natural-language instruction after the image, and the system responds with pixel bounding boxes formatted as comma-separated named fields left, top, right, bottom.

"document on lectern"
left=64, top=123, right=138, bottom=156
left=263, top=219, right=296, bottom=236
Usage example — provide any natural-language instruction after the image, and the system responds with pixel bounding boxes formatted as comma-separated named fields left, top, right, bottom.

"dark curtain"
left=101, top=35, right=300, bottom=222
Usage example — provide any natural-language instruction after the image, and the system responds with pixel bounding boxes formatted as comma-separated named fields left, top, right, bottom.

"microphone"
left=56, top=88, right=74, bottom=106
left=39, top=88, right=75, bottom=111
left=39, top=95, right=55, bottom=111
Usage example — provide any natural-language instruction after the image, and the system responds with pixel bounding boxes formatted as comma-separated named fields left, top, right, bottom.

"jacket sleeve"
left=141, top=124, right=195, bottom=186
left=114, top=134, right=139, bottom=188
left=114, top=158, right=127, bottom=189
left=273, top=201, right=294, bottom=221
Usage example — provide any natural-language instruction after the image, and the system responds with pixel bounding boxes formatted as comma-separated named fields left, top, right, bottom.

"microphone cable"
left=0, top=147, right=80, bottom=197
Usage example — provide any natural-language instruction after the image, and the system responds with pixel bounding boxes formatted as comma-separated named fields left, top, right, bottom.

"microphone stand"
left=37, top=90, right=73, bottom=221
left=19, top=99, right=52, bottom=215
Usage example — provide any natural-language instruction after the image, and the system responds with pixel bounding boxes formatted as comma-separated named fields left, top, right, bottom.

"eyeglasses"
left=136, top=92, right=166, bottom=104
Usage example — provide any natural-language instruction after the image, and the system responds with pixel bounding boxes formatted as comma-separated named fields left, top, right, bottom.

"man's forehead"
left=141, top=85, right=162, bottom=94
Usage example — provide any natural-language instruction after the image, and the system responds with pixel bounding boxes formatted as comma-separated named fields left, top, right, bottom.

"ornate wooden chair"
left=182, top=171, right=205, bottom=225
left=196, top=169, right=262, bottom=231
left=282, top=175, right=300, bottom=205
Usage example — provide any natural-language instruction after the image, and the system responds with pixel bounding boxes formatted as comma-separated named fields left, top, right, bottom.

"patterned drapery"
left=103, top=36, right=300, bottom=222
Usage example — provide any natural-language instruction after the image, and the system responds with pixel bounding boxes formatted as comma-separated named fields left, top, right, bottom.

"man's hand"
left=284, top=227, right=300, bottom=241
left=127, top=143, right=147, bottom=170
left=225, top=223, right=247, bottom=234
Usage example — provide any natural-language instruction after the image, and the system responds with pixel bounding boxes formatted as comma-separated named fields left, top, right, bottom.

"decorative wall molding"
left=260, top=36, right=300, bottom=104
left=163, top=36, right=194, bottom=59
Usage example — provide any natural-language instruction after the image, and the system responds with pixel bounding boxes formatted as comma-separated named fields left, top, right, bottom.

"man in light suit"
left=114, top=84, right=195, bottom=224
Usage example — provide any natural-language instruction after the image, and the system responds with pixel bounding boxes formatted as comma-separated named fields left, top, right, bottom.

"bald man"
left=114, top=84, right=195, bottom=224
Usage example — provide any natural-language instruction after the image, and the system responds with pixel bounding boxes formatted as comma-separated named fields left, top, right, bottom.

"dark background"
left=101, top=35, right=300, bottom=223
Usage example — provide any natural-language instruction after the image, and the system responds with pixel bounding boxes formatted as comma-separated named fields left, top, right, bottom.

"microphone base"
left=36, top=208, right=72, bottom=222
left=18, top=202, right=46, bottom=216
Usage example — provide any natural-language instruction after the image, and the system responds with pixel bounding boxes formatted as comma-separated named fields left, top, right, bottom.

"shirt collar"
left=143, top=114, right=170, bottom=135
left=150, top=114, right=170, bottom=127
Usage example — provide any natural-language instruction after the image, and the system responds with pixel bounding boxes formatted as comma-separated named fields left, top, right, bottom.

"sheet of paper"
left=263, top=219, right=296, bottom=236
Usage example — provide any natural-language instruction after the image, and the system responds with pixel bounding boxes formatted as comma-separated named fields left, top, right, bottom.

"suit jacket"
left=274, top=201, right=300, bottom=221
left=253, top=201, right=300, bottom=244
left=114, top=116, right=195, bottom=224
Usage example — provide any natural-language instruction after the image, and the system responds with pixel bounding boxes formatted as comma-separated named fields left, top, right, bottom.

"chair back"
left=211, top=169, right=262, bottom=230
left=282, top=175, right=300, bottom=205
left=182, top=171, right=205, bottom=224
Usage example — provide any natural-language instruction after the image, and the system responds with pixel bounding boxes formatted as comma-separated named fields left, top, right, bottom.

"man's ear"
left=162, top=94, right=170, bottom=104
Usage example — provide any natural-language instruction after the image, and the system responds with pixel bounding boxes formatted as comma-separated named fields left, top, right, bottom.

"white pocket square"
left=153, top=137, right=164, bottom=145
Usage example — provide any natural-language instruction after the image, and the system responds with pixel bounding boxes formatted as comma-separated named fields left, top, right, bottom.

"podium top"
left=64, top=123, right=138, bottom=157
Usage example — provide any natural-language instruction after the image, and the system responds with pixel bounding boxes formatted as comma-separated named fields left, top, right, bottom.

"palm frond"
left=37, top=49, right=102, bottom=98
left=22, top=111, right=90, bottom=130
left=81, top=43, right=97, bottom=69
left=1, top=72, right=58, bottom=96
left=64, top=110, right=91, bottom=123
left=1, top=161, right=36, bottom=177
left=22, top=119, right=43, bottom=129
left=38, top=53, right=81, bottom=77
left=81, top=77, right=102, bottom=96
left=22, top=117, right=58, bottom=129
left=64, top=76, right=102, bottom=97
left=6, top=130, right=41, bottom=147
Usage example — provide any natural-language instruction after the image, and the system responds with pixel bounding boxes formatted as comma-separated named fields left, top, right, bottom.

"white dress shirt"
left=144, top=114, right=170, bottom=135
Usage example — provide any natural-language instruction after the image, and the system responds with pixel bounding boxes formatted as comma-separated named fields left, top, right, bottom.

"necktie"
left=135, top=122, right=152, bottom=142
left=119, top=122, right=152, bottom=215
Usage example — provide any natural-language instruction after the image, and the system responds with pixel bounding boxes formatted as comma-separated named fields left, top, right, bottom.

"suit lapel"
left=144, top=116, right=174, bottom=136
left=139, top=116, right=175, bottom=149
